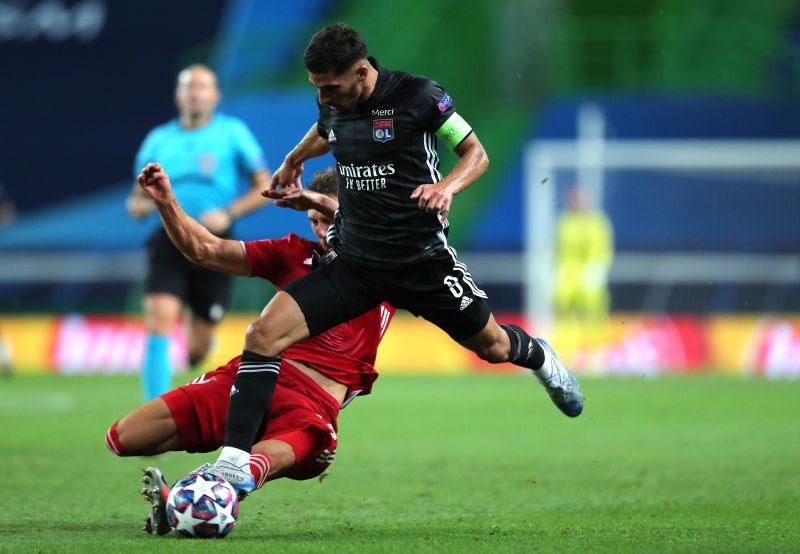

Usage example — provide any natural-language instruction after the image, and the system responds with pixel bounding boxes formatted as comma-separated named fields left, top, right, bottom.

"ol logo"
left=372, top=119, right=394, bottom=143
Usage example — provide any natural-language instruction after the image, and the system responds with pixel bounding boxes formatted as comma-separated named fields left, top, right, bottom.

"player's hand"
left=410, top=182, right=454, bottom=219
left=263, top=188, right=326, bottom=212
left=200, top=209, right=233, bottom=234
left=125, top=194, right=154, bottom=220
left=137, top=162, right=173, bottom=205
left=268, top=156, right=304, bottom=191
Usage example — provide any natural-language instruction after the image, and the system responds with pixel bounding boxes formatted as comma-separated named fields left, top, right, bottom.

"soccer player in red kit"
left=105, top=167, right=394, bottom=535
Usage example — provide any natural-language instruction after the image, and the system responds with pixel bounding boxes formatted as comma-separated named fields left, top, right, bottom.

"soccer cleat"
left=191, top=461, right=255, bottom=499
left=533, top=339, right=584, bottom=417
left=140, top=467, right=171, bottom=536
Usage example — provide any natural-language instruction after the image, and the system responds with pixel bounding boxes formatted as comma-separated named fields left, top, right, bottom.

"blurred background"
left=1, top=0, right=800, bottom=378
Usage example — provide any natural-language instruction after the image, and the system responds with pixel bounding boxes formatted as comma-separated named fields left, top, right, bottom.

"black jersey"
left=317, top=57, right=473, bottom=268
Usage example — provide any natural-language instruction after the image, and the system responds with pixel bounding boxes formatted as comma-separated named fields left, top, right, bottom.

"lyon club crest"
left=372, top=119, right=394, bottom=143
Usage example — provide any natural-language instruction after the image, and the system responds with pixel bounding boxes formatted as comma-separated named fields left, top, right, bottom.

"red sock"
left=250, top=453, right=272, bottom=490
left=105, top=421, right=123, bottom=456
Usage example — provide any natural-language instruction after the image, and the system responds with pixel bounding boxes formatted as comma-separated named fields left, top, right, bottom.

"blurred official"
left=126, top=65, right=270, bottom=401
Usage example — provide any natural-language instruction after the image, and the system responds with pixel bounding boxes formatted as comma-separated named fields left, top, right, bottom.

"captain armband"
left=435, top=112, right=472, bottom=150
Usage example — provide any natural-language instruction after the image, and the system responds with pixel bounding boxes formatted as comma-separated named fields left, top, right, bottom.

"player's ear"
left=355, top=63, right=369, bottom=81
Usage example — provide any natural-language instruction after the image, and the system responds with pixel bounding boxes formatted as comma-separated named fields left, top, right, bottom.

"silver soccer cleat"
left=534, top=338, right=584, bottom=417
left=140, top=467, right=171, bottom=536
left=192, top=461, right=255, bottom=499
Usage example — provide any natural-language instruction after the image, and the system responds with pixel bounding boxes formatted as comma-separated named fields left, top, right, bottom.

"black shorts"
left=144, top=229, right=232, bottom=323
left=284, top=249, right=491, bottom=342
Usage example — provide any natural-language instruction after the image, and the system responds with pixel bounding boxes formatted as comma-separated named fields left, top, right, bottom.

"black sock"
left=500, top=323, right=545, bottom=370
left=223, top=350, right=281, bottom=452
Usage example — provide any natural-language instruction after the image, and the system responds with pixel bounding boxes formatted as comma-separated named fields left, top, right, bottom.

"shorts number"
left=444, top=275, right=463, bottom=298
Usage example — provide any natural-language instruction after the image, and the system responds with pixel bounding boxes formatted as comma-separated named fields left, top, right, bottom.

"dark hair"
left=308, top=169, right=338, bottom=195
left=304, top=23, right=368, bottom=75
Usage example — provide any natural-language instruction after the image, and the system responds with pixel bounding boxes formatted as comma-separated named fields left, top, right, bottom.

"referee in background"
left=127, top=64, right=270, bottom=401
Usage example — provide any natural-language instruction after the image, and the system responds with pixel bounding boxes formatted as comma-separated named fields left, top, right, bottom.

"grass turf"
left=0, top=373, right=798, bottom=552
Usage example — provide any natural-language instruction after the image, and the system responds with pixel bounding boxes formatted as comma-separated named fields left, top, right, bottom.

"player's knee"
left=244, top=318, right=286, bottom=357
left=144, top=312, right=176, bottom=336
left=105, top=420, right=128, bottom=457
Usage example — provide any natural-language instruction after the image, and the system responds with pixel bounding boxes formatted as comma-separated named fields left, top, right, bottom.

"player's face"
left=308, top=208, right=332, bottom=249
left=175, top=68, right=220, bottom=120
left=308, top=67, right=362, bottom=112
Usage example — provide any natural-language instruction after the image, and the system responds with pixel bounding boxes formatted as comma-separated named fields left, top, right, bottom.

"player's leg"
left=212, top=260, right=371, bottom=495
left=106, top=358, right=234, bottom=458
left=248, top=429, right=336, bottom=490
left=214, top=294, right=339, bottom=489
left=554, top=264, right=580, bottom=315
left=211, top=290, right=309, bottom=492
left=580, top=282, right=610, bottom=349
left=460, top=316, right=583, bottom=417
left=141, top=230, right=189, bottom=401
left=210, top=432, right=331, bottom=497
left=244, top=439, right=295, bottom=493
left=246, top=363, right=341, bottom=491
left=185, top=263, right=231, bottom=368
left=187, top=316, right=214, bottom=369
left=108, top=397, right=180, bottom=456
left=107, top=386, right=191, bottom=534
left=123, top=359, right=239, bottom=536
left=142, top=293, right=181, bottom=401
left=396, top=250, right=583, bottom=417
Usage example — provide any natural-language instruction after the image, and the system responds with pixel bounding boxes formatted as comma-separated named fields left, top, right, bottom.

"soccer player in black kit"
left=163, top=23, right=584, bottom=495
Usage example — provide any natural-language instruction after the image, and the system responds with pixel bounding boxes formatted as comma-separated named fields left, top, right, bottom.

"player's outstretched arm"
left=269, top=124, right=330, bottom=191
left=262, top=188, right=338, bottom=219
left=137, top=162, right=250, bottom=276
left=410, top=132, right=488, bottom=219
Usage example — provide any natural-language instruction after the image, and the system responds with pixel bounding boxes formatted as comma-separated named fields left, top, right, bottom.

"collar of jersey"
left=361, top=56, right=388, bottom=109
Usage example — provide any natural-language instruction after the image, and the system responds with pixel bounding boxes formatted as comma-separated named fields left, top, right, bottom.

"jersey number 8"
left=443, top=276, right=463, bottom=298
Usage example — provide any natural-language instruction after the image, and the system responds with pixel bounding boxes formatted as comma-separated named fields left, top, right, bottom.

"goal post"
left=524, top=138, right=800, bottom=330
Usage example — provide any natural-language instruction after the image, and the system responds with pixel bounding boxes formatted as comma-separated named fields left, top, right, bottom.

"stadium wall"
left=2, top=314, right=799, bottom=378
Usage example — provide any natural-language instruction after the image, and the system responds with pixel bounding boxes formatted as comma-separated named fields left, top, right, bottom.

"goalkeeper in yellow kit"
left=555, top=186, right=614, bottom=354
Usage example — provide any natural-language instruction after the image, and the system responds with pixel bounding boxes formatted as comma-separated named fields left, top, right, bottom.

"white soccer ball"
left=166, top=472, right=239, bottom=538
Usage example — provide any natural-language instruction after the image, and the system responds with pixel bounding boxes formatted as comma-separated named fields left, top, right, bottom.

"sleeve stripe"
left=428, top=132, right=442, bottom=181
left=239, top=241, right=254, bottom=277
left=422, top=131, right=442, bottom=183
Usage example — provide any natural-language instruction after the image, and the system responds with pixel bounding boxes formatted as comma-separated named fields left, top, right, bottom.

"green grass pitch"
left=1, top=373, right=798, bottom=552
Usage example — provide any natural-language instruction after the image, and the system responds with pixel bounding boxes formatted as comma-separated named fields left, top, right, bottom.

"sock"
left=142, top=334, right=172, bottom=401
left=250, top=452, right=272, bottom=491
left=222, top=350, right=281, bottom=453
left=499, top=323, right=548, bottom=375
left=218, top=445, right=251, bottom=470
left=105, top=421, right=123, bottom=456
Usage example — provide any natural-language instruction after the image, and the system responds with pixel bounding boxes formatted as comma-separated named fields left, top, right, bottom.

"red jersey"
left=243, top=234, right=394, bottom=404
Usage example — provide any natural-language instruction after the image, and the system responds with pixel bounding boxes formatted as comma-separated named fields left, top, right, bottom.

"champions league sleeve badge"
left=372, top=119, right=394, bottom=143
